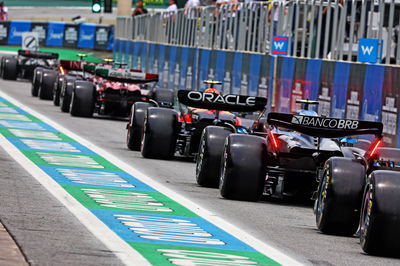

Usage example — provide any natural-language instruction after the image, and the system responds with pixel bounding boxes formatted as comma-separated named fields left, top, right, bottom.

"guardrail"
left=117, top=0, right=400, bottom=65
left=0, top=21, right=113, bottom=51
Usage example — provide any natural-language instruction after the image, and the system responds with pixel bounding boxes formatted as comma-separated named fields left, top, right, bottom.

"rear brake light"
left=182, top=113, right=192, bottom=123
left=235, top=117, right=242, bottom=126
left=269, top=130, right=278, bottom=149
left=369, top=139, right=381, bottom=157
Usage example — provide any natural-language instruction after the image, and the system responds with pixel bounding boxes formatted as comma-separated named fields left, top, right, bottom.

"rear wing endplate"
left=178, top=90, right=267, bottom=112
left=267, top=112, right=383, bottom=138
left=18, top=50, right=58, bottom=60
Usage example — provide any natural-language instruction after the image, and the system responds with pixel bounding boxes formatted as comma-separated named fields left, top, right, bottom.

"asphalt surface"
left=0, top=77, right=399, bottom=266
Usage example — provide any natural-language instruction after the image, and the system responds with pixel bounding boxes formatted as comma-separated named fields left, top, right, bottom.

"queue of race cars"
left=1, top=49, right=400, bottom=258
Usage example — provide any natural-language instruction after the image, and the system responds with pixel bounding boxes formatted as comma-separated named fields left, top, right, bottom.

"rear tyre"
left=3, top=57, right=18, bottom=81
left=39, top=70, right=57, bottom=100
left=219, top=134, right=267, bottom=201
left=153, top=88, right=174, bottom=107
left=127, top=102, right=152, bottom=151
left=141, top=107, right=179, bottom=159
left=53, top=74, right=63, bottom=106
left=70, top=81, right=95, bottom=117
left=31, top=67, right=44, bottom=97
left=196, top=126, right=233, bottom=188
left=315, top=157, right=365, bottom=236
left=360, top=171, right=400, bottom=256
left=60, top=76, right=76, bottom=113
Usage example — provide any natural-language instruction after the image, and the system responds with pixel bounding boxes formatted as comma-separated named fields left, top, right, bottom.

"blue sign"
left=271, top=36, right=289, bottom=56
left=8, top=21, right=31, bottom=45
left=358, top=38, right=382, bottom=64
left=77, top=23, right=96, bottom=49
left=46, top=22, right=65, bottom=47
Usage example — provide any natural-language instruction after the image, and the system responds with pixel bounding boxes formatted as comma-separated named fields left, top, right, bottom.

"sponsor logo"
left=80, top=30, right=94, bottom=41
left=11, top=27, right=25, bottom=37
left=95, top=28, right=108, bottom=42
left=65, top=27, right=78, bottom=41
left=108, top=70, right=145, bottom=80
left=48, top=29, right=63, bottom=40
left=291, top=115, right=359, bottom=129
left=187, top=91, right=256, bottom=106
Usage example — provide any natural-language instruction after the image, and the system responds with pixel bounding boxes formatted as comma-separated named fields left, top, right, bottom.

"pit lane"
left=0, top=77, right=398, bottom=265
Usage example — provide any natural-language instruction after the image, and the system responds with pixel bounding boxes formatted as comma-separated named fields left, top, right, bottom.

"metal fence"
left=116, top=0, right=400, bottom=65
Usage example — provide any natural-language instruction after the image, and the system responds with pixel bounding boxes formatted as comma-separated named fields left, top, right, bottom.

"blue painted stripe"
left=92, top=210, right=259, bottom=252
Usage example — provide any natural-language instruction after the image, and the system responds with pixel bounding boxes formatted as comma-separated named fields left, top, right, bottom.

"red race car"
left=68, top=66, right=174, bottom=118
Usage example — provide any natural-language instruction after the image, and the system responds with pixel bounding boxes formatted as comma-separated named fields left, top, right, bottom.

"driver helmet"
left=204, top=88, right=220, bottom=94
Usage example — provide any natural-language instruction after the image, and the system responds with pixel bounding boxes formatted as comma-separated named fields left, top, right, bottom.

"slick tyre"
left=3, top=56, right=18, bottom=81
left=196, top=126, right=233, bottom=188
left=39, top=70, right=57, bottom=100
left=31, top=67, right=44, bottom=97
left=141, top=107, right=179, bottom=159
left=70, top=81, right=95, bottom=117
left=360, top=171, right=400, bottom=257
left=219, top=134, right=267, bottom=201
left=315, top=157, right=365, bottom=236
left=153, top=88, right=174, bottom=107
left=53, top=74, right=64, bottom=106
left=60, top=76, right=76, bottom=113
left=127, top=102, right=152, bottom=151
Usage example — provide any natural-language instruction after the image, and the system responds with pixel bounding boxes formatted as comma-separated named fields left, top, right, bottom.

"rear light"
left=369, top=139, right=381, bottom=157
left=180, top=113, right=192, bottom=123
left=235, top=117, right=242, bottom=126
left=59, top=66, right=65, bottom=75
left=269, top=130, right=278, bottom=149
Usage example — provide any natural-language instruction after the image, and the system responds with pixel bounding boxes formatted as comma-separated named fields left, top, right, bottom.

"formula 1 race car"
left=126, top=82, right=267, bottom=173
left=67, top=66, right=172, bottom=118
left=52, top=54, right=94, bottom=106
left=313, top=126, right=400, bottom=257
left=1, top=49, right=58, bottom=81
left=218, top=100, right=386, bottom=202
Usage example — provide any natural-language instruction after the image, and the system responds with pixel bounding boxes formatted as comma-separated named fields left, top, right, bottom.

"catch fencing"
left=117, top=0, right=400, bottom=64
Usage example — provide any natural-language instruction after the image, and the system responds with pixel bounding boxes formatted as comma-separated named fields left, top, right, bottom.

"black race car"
left=218, top=102, right=386, bottom=203
left=0, top=49, right=58, bottom=81
left=126, top=84, right=267, bottom=178
left=313, top=123, right=400, bottom=257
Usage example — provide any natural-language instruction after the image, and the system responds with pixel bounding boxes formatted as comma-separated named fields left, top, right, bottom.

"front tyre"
left=219, top=134, right=267, bottom=201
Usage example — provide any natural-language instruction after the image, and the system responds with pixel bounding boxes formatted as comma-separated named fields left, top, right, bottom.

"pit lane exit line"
left=0, top=90, right=303, bottom=266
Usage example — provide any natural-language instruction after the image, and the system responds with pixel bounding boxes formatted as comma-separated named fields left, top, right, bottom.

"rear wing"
left=178, top=90, right=267, bottom=112
left=18, top=50, right=58, bottom=60
left=94, top=68, right=158, bottom=83
left=267, top=112, right=383, bottom=138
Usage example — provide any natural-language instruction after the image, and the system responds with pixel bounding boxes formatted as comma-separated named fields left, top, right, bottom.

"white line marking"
left=0, top=91, right=305, bottom=265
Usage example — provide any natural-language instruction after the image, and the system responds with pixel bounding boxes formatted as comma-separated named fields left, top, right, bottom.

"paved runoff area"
left=0, top=93, right=300, bottom=265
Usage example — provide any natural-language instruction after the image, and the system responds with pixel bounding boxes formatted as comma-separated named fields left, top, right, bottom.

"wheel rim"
left=360, top=185, right=372, bottom=246
left=316, top=170, right=329, bottom=226
left=196, top=136, right=206, bottom=179
left=219, top=146, right=228, bottom=190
